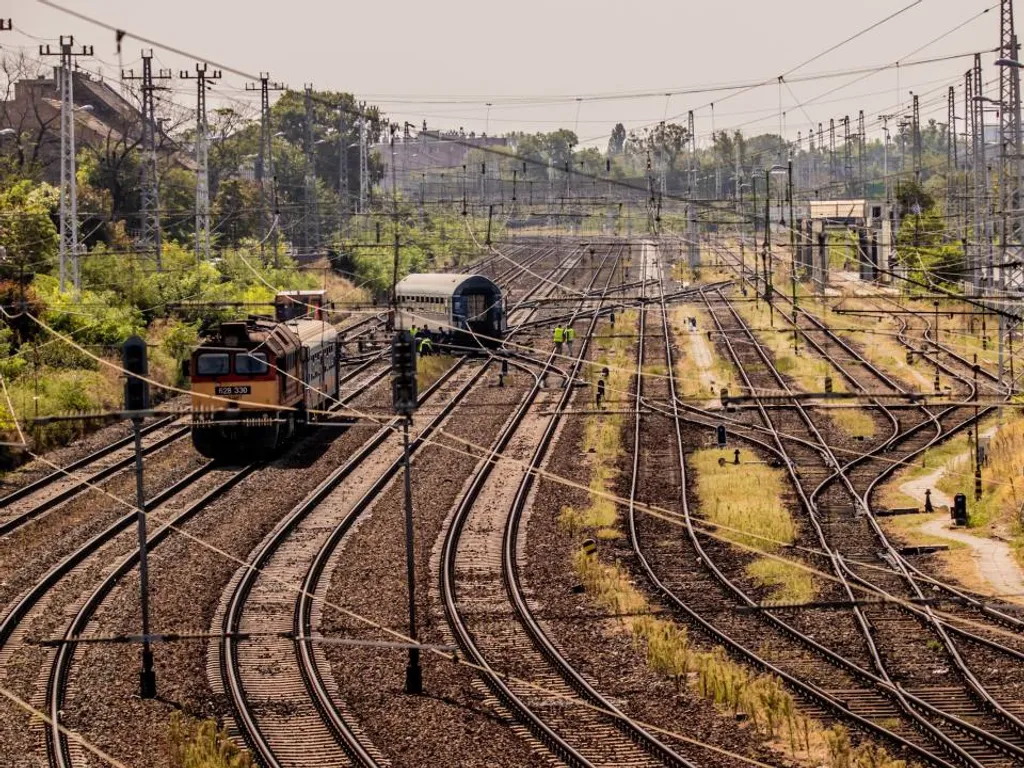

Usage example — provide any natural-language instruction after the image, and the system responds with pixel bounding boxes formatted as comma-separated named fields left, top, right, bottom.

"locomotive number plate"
left=215, top=385, right=251, bottom=396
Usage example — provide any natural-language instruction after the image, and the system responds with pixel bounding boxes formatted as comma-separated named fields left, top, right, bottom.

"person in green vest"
left=553, top=324, right=564, bottom=355
left=565, top=325, right=576, bottom=356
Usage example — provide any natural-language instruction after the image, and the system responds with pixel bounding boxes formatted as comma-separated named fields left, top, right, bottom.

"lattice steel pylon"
left=245, top=73, right=285, bottom=263
left=1000, top=0, right=1024, bottom=289
left=912, top=94, right=922, bottom=183
left=947, top=86, right=960, bottom=240
left=965, top=70, right=977, bottom=283
left=843, top=116, right=853, bottom=196
left=302, top=85, right=320, bottom=256
left=180, top=63, right=221, bottom=262
left=688, top=110, right=696, bottom=195
left=973, top=54, right=989, bottom=290
left=358, top=102, right=369, bottom=215
left=858, top=110, right=866, bottom=197
left=40, top=36, right=91, bottom=293
left=829, top=119, right=837, bottom=186
left=122, top=51, right=171, bottom=270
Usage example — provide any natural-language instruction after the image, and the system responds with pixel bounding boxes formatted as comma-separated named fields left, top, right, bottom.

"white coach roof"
left=395, top=273, right=499, bottom=298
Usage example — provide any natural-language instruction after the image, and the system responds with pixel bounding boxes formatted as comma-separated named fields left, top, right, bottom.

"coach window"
left=236, top=352, right=269, bottom=375
left=196, top=353, right=230, bottom=376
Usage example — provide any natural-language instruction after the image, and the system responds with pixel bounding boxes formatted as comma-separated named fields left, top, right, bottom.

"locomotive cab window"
left=236, top=352, right=269, bottom=375
left=196, top=353, right=230, bottom=376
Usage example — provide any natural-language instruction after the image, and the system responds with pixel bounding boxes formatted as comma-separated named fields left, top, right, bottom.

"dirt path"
left=898, top=427, right=1024, bottom=603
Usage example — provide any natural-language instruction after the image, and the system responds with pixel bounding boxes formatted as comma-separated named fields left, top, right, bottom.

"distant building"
left=0, top=69, right=181, bottom=183
left=374, top=130, right=510, bottom=195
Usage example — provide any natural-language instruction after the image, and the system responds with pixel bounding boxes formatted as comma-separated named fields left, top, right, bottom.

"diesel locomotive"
left=187, top=291, right=340, bottom=460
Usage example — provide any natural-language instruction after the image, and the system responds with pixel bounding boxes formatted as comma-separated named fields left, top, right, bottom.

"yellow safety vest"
left=418, top=337, right=432, bottom=353
left=553, top=327, right=564, bottom=343
left=566, top=328, right=576, bottom=341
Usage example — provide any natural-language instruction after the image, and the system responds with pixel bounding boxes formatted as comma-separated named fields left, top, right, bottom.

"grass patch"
left=573, top=551, right=904, bottom=767
left=416, top=354, right=455, bottom=390
left=690, top=447, right=815, bottom=604
left=167, top=713, right=253, bottom=767
left=936, top=416, right=1024, bottom=539
left=745, top=559, right=816, bottom=605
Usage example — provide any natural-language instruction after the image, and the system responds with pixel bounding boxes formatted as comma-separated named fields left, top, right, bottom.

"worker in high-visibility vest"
left=565, top=325, right=576, bottom=357
left=417, top=335, right=433, bottom=357
left=553, top=324, right=564, bottom=355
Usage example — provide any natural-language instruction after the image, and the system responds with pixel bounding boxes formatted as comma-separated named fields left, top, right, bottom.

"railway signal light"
left=391, top=331, right=418, bottom=416
left=716, top=424, right=727, bottom=448
left=952, top=493, right=968, bottom=526
left=122, top=336, right=150, bottom=412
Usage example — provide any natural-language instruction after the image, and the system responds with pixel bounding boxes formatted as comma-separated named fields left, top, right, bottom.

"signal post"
left=391, top=330, right=422, bottom=694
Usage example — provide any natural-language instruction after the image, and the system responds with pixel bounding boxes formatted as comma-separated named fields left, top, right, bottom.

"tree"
left=607, top=123, right=626, bottom=156
left=0, top=52, right=59, bottom=182
left=0, top=180, right=58, bottom=282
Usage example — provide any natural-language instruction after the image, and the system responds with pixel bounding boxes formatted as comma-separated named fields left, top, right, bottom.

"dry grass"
left=167, top=713, right=253, bottom=768
left=936, top=415, right=1024, bottom=549
left=560, top=310, right=637, bottom=539
left=690, top=448, right=815, bottom=604
left=572, top=552, right=904, bottom=767
left=733, top=299, right=876, bottom=438
left=416, top=354, right=455, bottom=390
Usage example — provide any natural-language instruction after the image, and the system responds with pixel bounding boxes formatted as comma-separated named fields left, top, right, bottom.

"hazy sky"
left=6, top=0, right=1005, bottom=148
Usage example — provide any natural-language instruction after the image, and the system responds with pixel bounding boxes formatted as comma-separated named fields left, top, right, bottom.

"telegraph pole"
left=40, top=36, right=91, bottom=294
left=122, top=51, right=172, bottom=271
left=180, top=64, right=222, bottom=262
left=245, top=73, right=285, bottom=263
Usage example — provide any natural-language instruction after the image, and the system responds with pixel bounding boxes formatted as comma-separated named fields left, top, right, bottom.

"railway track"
left=695, top=284, right=1024, bottom=766
left=205, top=243, right=586, bottom=767
left=438, top=242, right=696, bottom=767
left=15, top=359, right=390, bottom=768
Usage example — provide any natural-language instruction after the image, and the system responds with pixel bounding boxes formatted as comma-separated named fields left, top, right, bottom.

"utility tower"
left=40, top=36, right=91, bottom=293
left=843, top=116, right=853, bottom=196
left=965, top=71, right=977, bottom=283
left=303, top=85, right=320, bottom=256
left=358, top=102, right=369, bottom=215
left=858, top=111, right=867, bottom=197
left=245, top=73, right=285, bottom=262
left=338, top=104, right=349, bottom=235
left=828, top=119, right=837, bottom=187
left=948, top=86, right=959, bottom=239
left=123, top=51, right=172, bottom=270
left=1000, top=0, right=1023, bottom=288
left=180, top=63, right=222, bottom=262
left=973, top=55, right=988, bottom=289
left=912, top=94, right=922, bottom=183
left=688, top=111, right=696, bottom=195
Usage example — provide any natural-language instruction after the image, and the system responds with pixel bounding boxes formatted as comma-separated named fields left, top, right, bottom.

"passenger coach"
left=394, top=273, right=505, bottom=347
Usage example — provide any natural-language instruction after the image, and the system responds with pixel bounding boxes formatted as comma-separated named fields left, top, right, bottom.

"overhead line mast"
left=122, top=50, right=172, bottom=271
left=180, top=63, right=222, bottom=262
left=245, top=73, right=285, bottom=265
left=40, top=35, right=91, bottom=294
